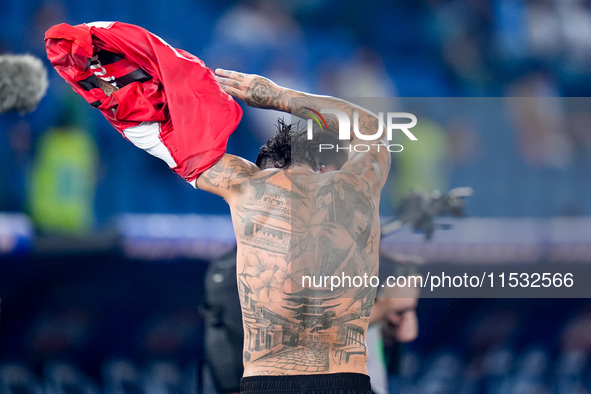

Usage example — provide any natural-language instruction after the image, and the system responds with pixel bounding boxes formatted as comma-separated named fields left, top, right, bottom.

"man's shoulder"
left=196, top=154, right=259, bottom=198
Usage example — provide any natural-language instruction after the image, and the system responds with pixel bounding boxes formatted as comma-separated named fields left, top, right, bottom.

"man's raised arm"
left=215, top=69, right=391, bottom=190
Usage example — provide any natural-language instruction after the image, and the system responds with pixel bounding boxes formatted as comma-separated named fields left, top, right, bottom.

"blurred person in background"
left=329, top=47, right=398, bottom=99
left=505, top=70, right=573, bottom=170
left=387, top=114, right=452, bottom=206
left=367, top=254, right=422, bottom=394
left=27, top=96, right=98, bottom=235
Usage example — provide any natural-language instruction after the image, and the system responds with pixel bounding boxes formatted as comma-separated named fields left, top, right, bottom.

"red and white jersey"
left=45, top=21, right=243, bottom=185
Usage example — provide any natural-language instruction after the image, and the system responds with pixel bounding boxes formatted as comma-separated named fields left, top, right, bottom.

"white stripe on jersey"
left=123, top=122, right=177, bottom=168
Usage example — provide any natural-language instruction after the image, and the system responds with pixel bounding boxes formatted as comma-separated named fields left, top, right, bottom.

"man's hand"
left=215, top=68, right=288, bottom=110
left=384, top=308, right=418, bottom=343
left=370, top=284, right=420, bottom=344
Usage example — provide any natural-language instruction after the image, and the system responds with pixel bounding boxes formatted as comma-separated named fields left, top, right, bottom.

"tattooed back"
left=230, top=167, right=380, bottom=376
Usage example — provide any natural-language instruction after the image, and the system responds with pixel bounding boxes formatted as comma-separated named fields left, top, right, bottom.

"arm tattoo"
left=245, top=78, right=289, bottom=110
left=199, top=155, right=253, bottom=191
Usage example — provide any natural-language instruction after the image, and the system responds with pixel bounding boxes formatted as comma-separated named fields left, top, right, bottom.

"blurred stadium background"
left=2, top=0, right=591, bottom=392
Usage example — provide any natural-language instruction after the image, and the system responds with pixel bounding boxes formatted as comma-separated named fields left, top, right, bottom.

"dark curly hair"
left=255, top=119, right=320, bottom=171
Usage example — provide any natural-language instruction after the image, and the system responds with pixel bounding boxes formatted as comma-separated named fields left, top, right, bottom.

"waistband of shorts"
left=240, top=373, right=371, bottom=393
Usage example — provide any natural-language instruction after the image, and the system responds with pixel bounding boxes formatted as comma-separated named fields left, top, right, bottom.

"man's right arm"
left=215, top=69, right=391, bottom=191
left=195, top=154, right=259, bottom=200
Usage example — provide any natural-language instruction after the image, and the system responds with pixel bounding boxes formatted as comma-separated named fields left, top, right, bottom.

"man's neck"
left=287, top=165, right=317, bottom=175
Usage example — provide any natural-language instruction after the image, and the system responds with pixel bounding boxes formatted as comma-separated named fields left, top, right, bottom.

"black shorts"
left=240, top=373, right=372, bottom=394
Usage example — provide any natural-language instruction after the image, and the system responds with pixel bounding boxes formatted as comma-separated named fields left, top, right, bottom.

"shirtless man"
left=195, top=69, right=391, bottom=394
left=47, top=21, right=390, bottom=394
